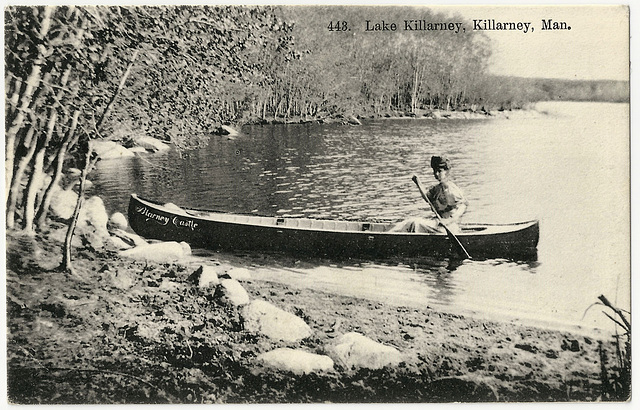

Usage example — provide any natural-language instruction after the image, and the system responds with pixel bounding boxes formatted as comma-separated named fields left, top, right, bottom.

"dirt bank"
left=5, top=225, right=627, bottom=403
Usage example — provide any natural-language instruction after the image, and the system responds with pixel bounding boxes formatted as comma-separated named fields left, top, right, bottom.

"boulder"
left=257, top=348, right=334, bottom=375
left=80, top=230, right=106, bottom=250
left=133, top=136, right=170, bottom=152
left=118, top=241, right=191, bottom=263
left=189, top=265, right=220, bottom=288
left=226, top=267, right=252, bottom=281
left=347, top=115, right=362, bottom=125
left=107, top=235, right=133, bottom=250
left=108, top=212, right=128, bottom=230
left=220, top=125, right=239, bottom=136
left=79, top=196, right=109, bottom=234
left=128, top=146, right=148, bottom=154
left=328, top=332, right=402, bottom=370
left=90, top=140, right=135, bottom=159
left=110, top=229, right=148, bottom=247
left=49, top=189, right=78, bottom=220
left=242, top=299, right=312, bottom=342
left=217, top=279, right=250, bottom=306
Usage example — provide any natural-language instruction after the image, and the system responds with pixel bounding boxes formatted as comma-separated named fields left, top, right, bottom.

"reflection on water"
left=92, top=102, right=629, bottom=334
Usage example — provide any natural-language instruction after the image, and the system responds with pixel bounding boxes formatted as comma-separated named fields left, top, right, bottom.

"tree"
left=5, top=5, right=296, bottom=273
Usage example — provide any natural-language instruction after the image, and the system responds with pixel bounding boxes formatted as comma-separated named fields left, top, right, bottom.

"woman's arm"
left=445, top=203, right=467, bottom=222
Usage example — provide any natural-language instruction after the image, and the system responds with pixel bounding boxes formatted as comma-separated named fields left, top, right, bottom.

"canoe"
left=128, top=194, right=539, bottom=260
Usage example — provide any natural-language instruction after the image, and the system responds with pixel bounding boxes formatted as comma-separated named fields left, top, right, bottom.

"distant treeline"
left=240, top=6, right=629, bottom=123
left=245, top=6, right=494, bottom=121
left=485, top=76, right=629, bottom=108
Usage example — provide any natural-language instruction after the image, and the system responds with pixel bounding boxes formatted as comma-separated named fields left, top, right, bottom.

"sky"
left=442, top=5, right=629, bottom=81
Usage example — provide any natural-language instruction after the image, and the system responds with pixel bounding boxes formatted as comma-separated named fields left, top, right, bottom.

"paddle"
left=412, top=175, right=471, bottom=259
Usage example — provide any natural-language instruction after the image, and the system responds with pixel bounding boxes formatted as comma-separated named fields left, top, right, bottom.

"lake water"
left=92, top=101, right=630, bottom=335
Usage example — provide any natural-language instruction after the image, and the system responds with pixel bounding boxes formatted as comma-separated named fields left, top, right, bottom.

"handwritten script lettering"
left=136, top=206, right=199, bottom=231
left=172, top=216, right=198, bottom=231
left=136, top=206, right=170, bottom=226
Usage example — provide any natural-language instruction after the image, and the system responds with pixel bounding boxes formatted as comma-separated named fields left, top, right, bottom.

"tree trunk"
left=6, top=123, right=38, bottom=230
left=36, top=110, right=81, bottom=229
left=410, top=65, right=420, bottom=114
left=5, top=6, right=53, bottom=198
left=95, top=49, right=139, bottom=132
left=22, top=109, right=57, bottom=233
left=6, top=77, right=23, bottom=122
left=59, top=139, right=95, bottom=275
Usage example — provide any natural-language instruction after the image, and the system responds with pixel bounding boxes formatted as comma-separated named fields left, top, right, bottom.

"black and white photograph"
left=3, top=1, right=632, bottom=404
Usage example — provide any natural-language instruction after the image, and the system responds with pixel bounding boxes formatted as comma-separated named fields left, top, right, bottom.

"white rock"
left=328, top=332, right=402, bottom=370
left=133, top=136, right=170, bottom=152
left=242, top=299, right=311, bottom=342
left=220, top=125, right=239, bottom=136
left=179, top=241, right=191, bottom=256
left=190, top=265, right=220, bottom=288
left=90, top=140, right=135, bottom=159
left=79, top=196, right=109, bottom=235
left=257, top=348, right=334, bottom=375
left=218, top=279, right=250, bottom=306
left=108, top=235, right=133, bottom=250
left=50, top=189, right=78, bottom=220
left=108, top=212, right=128, bottom=230
left=128, top=146, right=148, bottom=154
left=119, top=241, right=191, bottom=263
left=80, top=229, right=106, bottom=250
left=347, top=115, right=362, bottom=125
left=227, top=267, right=251, bottom=281
left=111, top=229, right=148, bottom=247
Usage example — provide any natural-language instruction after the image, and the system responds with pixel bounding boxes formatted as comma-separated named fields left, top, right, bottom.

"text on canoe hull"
left=136, top=206, right=199, bottom=231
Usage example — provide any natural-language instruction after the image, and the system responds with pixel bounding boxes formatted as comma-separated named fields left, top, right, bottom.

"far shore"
left=240, top=106, right=543, bottom=127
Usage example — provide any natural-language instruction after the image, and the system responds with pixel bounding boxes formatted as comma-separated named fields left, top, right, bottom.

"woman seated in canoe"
left=390, top=155, right=467, bottom=233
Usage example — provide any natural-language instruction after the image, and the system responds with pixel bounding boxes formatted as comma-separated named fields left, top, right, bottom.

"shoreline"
left=5, top=225, right=627, bottom=403
left=240, top=106, right=543, bottom=127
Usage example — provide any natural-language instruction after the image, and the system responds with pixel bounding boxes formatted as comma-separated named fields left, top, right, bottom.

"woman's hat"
left=430, top=155, right=450, bottom=170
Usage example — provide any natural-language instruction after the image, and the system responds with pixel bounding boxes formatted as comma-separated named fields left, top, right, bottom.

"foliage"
left=596, top=295, right=631, bottom=401
left=4, top=5, right=294, bottom=236
left=4, top=5, right=628, bottom=238
left=260, top=6, right=494, bottom=120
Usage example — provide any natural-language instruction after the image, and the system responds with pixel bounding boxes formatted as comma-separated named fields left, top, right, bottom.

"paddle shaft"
left=412, top=175, right=471, bottom=259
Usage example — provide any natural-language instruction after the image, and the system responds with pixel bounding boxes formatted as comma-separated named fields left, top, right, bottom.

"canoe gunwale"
left=130, top=194, right=537, bottom=237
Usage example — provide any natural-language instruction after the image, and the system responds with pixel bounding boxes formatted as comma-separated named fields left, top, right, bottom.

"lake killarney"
left=93, top=101, right=629, bottom=335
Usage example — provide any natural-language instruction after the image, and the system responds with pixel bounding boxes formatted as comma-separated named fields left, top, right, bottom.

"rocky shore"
left=5, top=190, right=626, bottom=403
left=244, top=107, right=542, bottom=126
